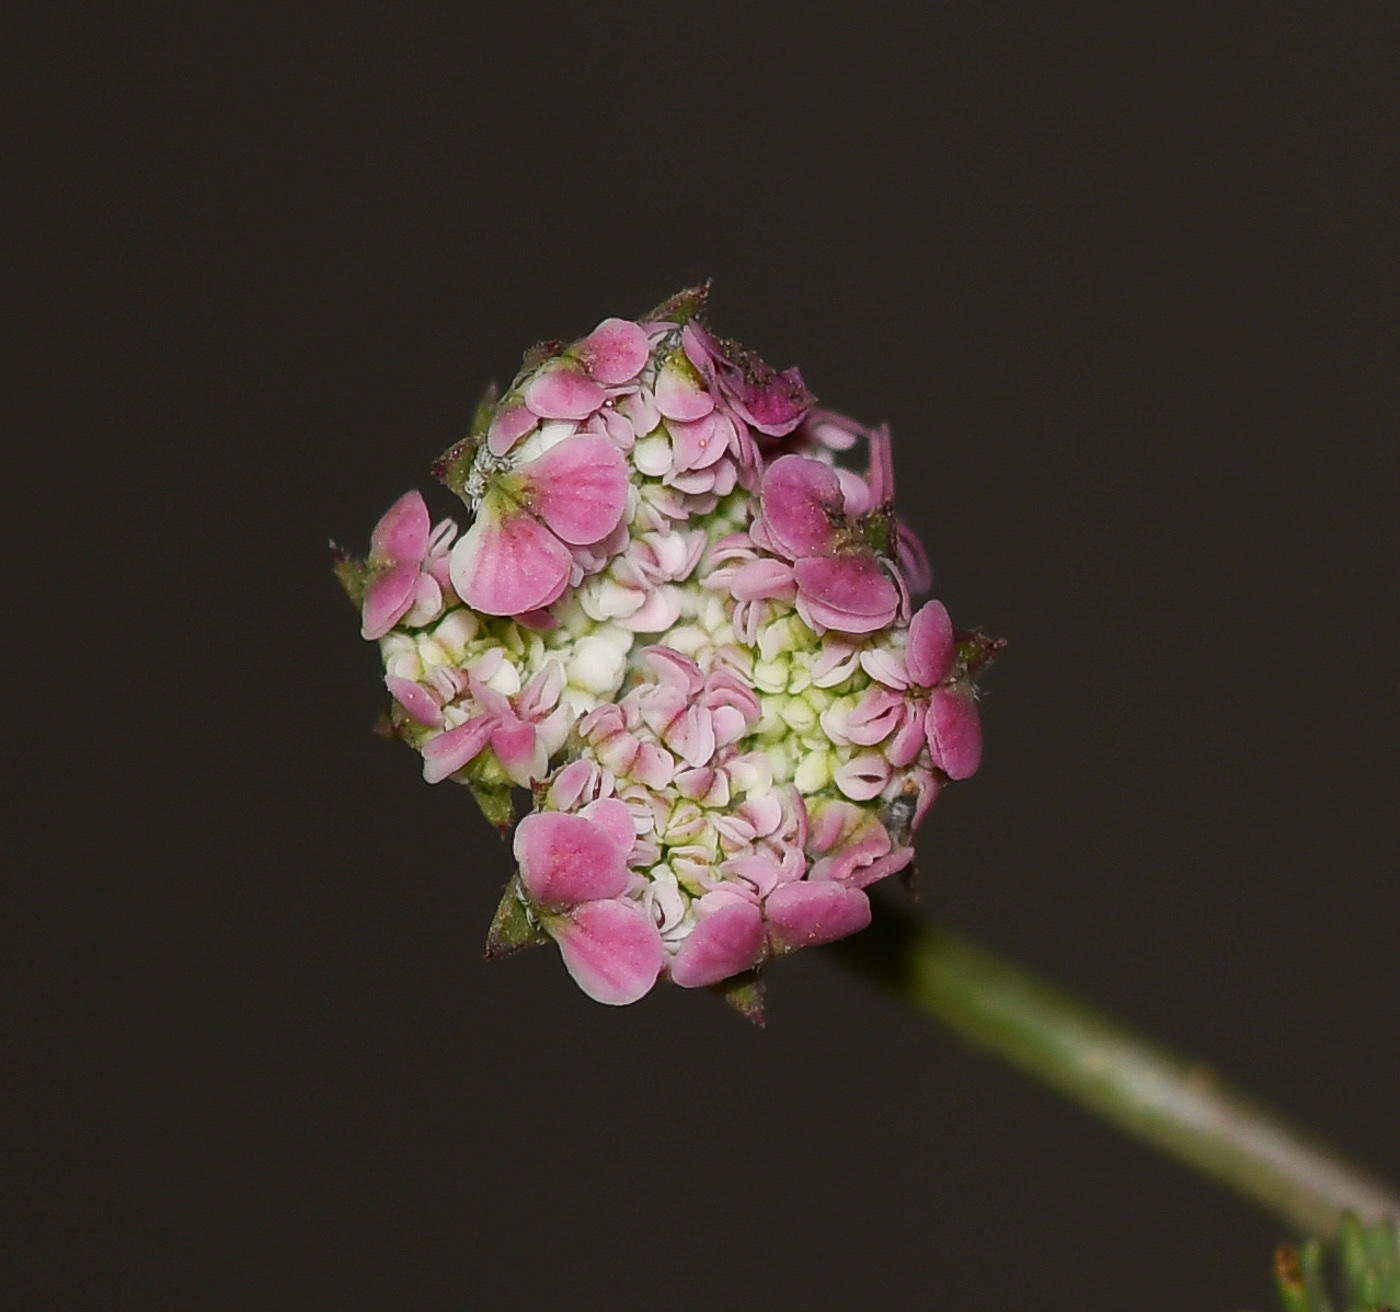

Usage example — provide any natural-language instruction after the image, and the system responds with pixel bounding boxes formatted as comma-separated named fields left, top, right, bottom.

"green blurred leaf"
left=1270, top=1215, right=1400, bottom=1312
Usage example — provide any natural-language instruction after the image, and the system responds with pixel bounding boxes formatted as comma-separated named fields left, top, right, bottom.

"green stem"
left=825, top=900, right=1400, bottom=1237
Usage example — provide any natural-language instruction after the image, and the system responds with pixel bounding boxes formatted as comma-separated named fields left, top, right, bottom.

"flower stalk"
left=827, top=898, right=1400, bottom=1237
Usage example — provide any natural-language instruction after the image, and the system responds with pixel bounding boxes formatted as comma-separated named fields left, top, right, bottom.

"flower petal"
left=369, top=490, right=430, bottom=565
left=580, top=797, right=636, bottom=859
left=926, top=687, right=983, bottom=780
left=521, top=434, right=630, bottom=546
left=758, top=455, right=843, bottom=559
left=833, top=753, right=892, bottom=801
left=655, top=352, right=715, bottom=422
left=360, top=561, right=421, bottom=640
left=668, top=414, right=726, bottom=472
left=793, top=555, right=900, bottom=634
left=905, top=600, right=956, bottom=687
left=552, top=899, right=664, bottom=1005
left=487, top=403, right=538, bottom=458
left=449, top=498, right=573, bottom=616
left=669, top=901, right=765, bottom=988
left=524, top=366, right=606, bottom=420
left=897, top=523, right=932, bottom=596
left=578, top=318, right=650, bottom=385
left=421, top=715, right=496, bottom=784
left=765, top=882, right=871, bottom=949
left=386, top=675, right=443, bottom=727
left=490, top=718, right=544, bottom=786
left=729, top=557, right=795, bottom=602
left=515, top=811, right=631, bottom=909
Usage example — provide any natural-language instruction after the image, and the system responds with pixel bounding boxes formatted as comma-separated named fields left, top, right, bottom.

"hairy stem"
left=825, top=900, right=1400, bottom=1237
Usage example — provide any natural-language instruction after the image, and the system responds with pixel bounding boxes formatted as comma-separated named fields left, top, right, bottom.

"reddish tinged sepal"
left=329, top=541, right=367, bottom=605
left=640, top=280, right=711, bottom=325
left=712, top=970, right=766, bottom=1027
left=550, top=900, right=664, bottom=1006
left=485, top=874, right=550, bottom=960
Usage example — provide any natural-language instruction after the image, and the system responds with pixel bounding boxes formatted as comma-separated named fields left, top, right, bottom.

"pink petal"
left=865, top=424, right=895, bottom=506
left=833, top=754, right=892, bottom=802
left=524, top=366, right=607, bottom=420
left=906, top=600, right=956, bottom=687
left=887, top=710, right=928, bottom=767
left=731, top=364, right=814, bottom=437
left=487, top=403, right=538, bottom=458
left=401, top=570, right=444, bottom=628
left=517, top=660, right=565, bottom=719
left=852, top=845, right=916, bottom=889
left=514, top=812, right=630, bottom=909
left=552, top=899, right=664, bottom=1005
left=793, top=555, right=900, bottom=634
left=619, top=585, right=682, bottom=633
left=758, top=455, right=843, bottom=559
left=766, top=882, right=871, bottom=949
left=722, top=853, right=785, bottom=898
left=549, top=759, right=601, bottom=813
left=449, top=500, right=573, bottom=616
left=421, top=715, right=496, bottom=784
left=835, top=468, right=873, bottom=516
left=654, top=354, right=715, bottom=422
left=669, top=901, right=765, bottom=988
left=663, top=704, right=716, bottom=768
left=897, top=523, right=932, bottom=595
left=668, top=414, right=726, bottom=472
left=846, top=687, right=906, bottom=746
left=632, top=743, right=675, bottom=791
left=926, top=688, right=983, bottom=780
left=386, top=675, right=443, bottom=727
left=685, top=323, right=814, bottom=436
left=807, top=800, right=860, bottom=857
left=369, top=490, right=430, bottom=566
left=806, top=409, right=864, bottom=451
left=859, top=646, right=910, bottom=690
left=729, top=557, right=796, bottom=602
left=360, top=562, right=420, bottom=640
left=521, top=434, right=629, bottom=546
left=490, top=718, right=543, bottom=786
left=580, top=797, right=636, bottom=859
left=578, top=318, right=650, bottom=385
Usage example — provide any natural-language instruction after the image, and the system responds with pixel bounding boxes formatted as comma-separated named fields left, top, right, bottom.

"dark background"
left=11, top=4, right=1399, bottom=1307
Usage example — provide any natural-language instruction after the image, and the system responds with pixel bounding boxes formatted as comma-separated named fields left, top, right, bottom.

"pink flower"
left=469, top=661, right=570, bottom=787
left=903, top=599, right=983, bottom=780
left=670, top=894, right=765, bottom=988
left=753, top=454, right=901, bottom=635
left=449, top=433, right=630, bottom=616
left=514, top=800, right=663, bottom=1005
left=765, top=881, right=872, bottom=951
left=360, top=491, right=457, bottom=640
left=417, top=661, right=571, bottom=787
left=805, top=798, right=914, bottom=889
left=926, top=686, right=982, bottom=780
left=681, top=321, right=814, bottom=438
left=487, top=318, right=652, bottom=459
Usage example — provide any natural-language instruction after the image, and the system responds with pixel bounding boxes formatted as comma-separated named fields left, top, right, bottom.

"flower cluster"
left=336, top=285, right=998, bottom=1016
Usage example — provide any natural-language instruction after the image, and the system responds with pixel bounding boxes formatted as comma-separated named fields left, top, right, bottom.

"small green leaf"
left=639, top=281, right=711, bottom=326
left=330, top=542, right=367, bottom=606
left=712, top=970, right=766, bottom=1026
left=1270, top=1215, right=1400, bottom=1312
left=484, top=874, right=549, bottom=960
left=432, top=434, right=480, bottom=501
left=468, top=779, right=515, bottom=835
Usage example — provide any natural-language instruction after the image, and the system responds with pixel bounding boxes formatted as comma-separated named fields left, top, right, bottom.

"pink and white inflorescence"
left=336, top=286, right=998, bottom=1014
